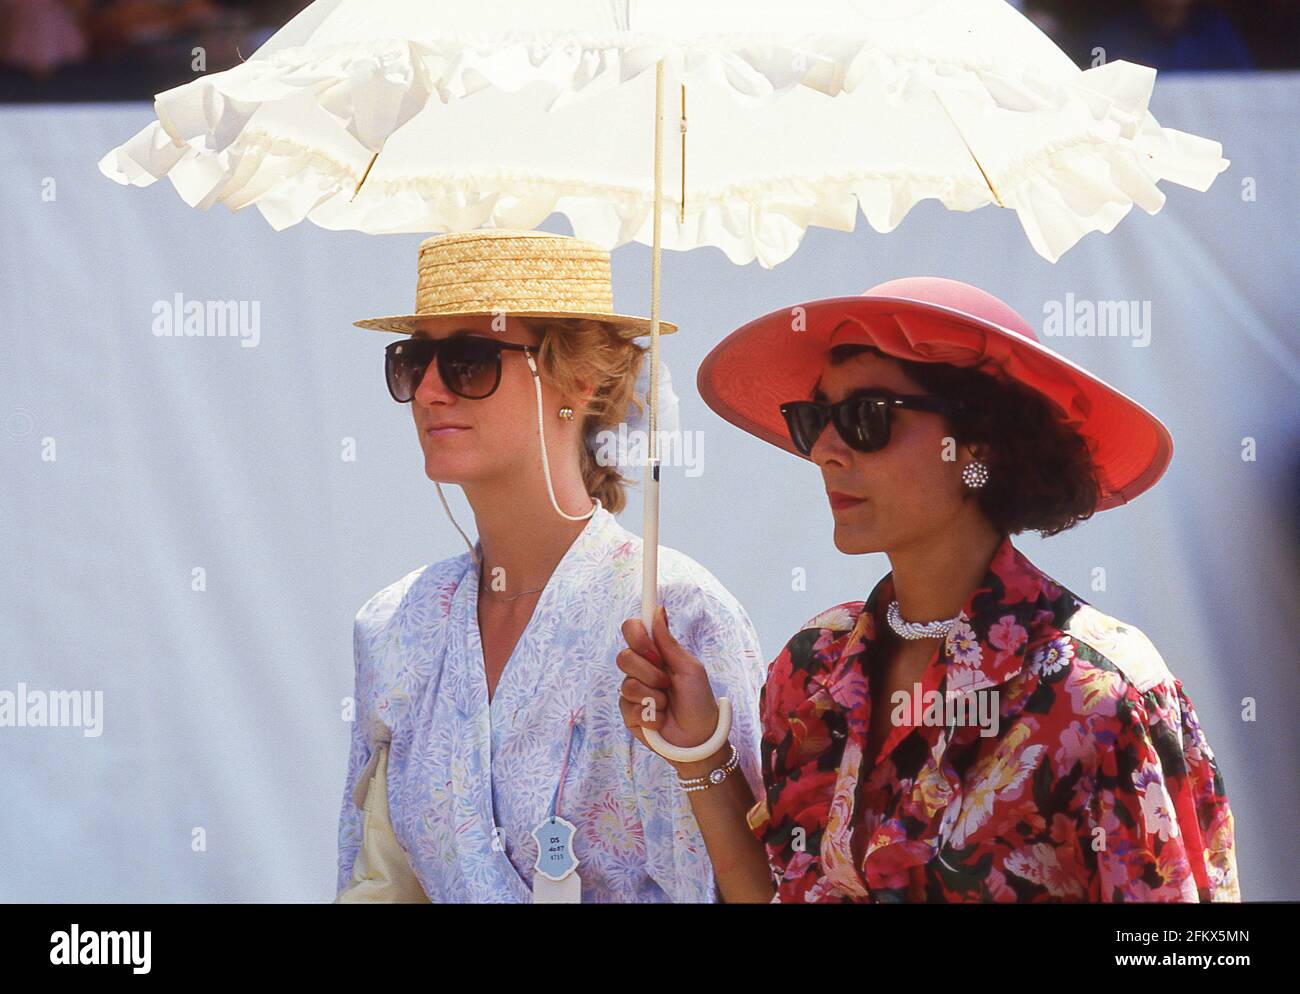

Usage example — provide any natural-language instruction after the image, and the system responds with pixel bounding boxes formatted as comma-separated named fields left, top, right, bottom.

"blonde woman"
left=335, top=230, right=765, bottom=903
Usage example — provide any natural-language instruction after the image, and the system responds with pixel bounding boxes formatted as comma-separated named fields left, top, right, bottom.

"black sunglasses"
left=384, top=334, right=534, bottom=403
left=780, top=392, right=967, bottom=456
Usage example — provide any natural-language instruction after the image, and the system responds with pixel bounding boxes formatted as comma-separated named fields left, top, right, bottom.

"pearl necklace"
left=886, top=600, right=963, bottom=640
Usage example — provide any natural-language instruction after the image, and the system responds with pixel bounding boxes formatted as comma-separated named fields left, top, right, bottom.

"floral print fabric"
left=336, top=506, right=766, bottom=902
left=749, top=537, right=1239, bottom=903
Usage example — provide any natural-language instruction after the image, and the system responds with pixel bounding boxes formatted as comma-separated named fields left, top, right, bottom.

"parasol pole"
left=640, top=58, right=665, bottom=635
left=638, top=61, right=733, bottom=766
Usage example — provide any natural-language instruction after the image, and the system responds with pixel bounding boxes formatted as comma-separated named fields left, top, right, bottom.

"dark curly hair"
left=829, top=344, right=1100, bottom=536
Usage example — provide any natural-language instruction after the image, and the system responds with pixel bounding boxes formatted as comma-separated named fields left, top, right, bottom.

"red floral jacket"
left=747, top=537, right=1239, bottom=902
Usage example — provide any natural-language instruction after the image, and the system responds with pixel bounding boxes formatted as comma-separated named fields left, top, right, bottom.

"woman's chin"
left=831, top=521, right=885, bottom=556
left=422, top=459, right=478, bottom=486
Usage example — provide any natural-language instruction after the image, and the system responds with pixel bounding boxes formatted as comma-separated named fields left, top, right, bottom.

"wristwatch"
left=676, top=743, right=740, bottom=793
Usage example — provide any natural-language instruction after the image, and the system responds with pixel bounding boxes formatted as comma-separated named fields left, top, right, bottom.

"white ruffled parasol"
left=100, top=0, right=1228, bottom=265
left=98, top=0, right=1227, bottom=759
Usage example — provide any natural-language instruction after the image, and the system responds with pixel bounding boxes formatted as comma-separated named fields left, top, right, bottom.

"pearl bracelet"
left=676, top=743, right=739, bottom=792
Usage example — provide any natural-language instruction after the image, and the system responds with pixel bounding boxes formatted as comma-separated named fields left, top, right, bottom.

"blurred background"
left=1, top=3, right=1297, bottom=902
left=2, top=0, right=1298, bottom=104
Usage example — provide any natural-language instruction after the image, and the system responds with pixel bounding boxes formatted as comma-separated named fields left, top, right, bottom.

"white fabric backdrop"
left=1, top=72, right=1296, bottom=902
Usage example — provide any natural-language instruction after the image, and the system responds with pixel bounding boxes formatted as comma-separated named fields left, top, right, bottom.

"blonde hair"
left=522, top=318, right=646, bottom=514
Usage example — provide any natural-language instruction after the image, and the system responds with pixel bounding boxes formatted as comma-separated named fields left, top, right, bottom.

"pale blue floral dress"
left=336, top=506, right=765, bottom=902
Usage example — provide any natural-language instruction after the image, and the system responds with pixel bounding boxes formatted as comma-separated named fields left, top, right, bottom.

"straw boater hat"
left=698, top=277, right=1173, bottom=512
left=354, top=229, right=677, bottom=336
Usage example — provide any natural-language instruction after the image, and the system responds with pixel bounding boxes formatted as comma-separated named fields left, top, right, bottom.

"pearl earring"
left=961, top=459, right=990, bottom=489
left=557, top=406, right=575, bottom=421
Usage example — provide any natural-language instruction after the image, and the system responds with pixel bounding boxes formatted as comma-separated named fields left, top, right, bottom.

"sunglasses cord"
left=434, top=480, right=480, bottom=568
left=525, top=352, right=600, bottom=523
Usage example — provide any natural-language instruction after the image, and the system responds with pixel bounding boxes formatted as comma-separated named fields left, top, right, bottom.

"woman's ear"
left=572, top=378, right=598, bottom=414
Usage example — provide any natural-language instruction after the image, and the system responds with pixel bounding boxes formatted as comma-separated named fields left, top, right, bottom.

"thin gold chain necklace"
left=478, top=574, right=546, bottom=602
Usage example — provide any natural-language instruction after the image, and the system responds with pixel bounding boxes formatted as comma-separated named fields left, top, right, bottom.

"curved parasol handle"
left=641, top=697, right=732, bottom=765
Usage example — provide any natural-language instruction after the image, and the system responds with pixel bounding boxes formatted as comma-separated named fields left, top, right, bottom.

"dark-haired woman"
left=617, top=277, right=1238, bottom=902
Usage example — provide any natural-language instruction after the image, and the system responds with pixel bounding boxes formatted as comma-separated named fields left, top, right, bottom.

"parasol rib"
left=352, top=150, right=380, bottom=202
left=933, top=89, right=1005, bottom=209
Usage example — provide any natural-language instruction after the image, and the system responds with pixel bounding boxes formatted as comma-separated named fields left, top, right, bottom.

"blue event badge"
left=531, top=815, right=580, bottom=882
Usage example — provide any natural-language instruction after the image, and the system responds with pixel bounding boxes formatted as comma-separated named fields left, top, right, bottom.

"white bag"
left=334, top=741, right=430, bottom=903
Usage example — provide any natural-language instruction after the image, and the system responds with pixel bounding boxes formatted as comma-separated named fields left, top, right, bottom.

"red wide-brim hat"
left=697, top=277, right=1172, bottom=512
